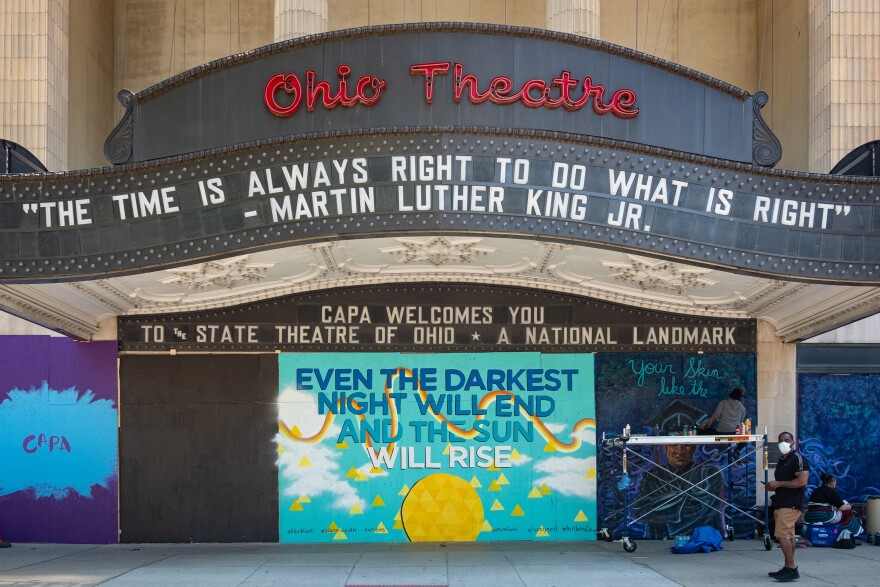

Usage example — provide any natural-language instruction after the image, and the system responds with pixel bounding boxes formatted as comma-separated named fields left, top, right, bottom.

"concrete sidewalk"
left=0, top=538, right=878, bottom=587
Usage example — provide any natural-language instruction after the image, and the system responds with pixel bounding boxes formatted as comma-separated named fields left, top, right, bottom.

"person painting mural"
left=766, top=432, right=809, bottom=583
left=700, top=387, right=747, bottom=434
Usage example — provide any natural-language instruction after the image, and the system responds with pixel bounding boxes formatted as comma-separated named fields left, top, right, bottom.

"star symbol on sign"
left=471, top=331, right=481, bottom=341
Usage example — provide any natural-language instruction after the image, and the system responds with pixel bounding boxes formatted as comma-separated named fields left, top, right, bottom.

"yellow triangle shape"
left=497, top=473, right=510, bottom=485
left=393, top=519, right=403, bottom=529
left=298, top=455, right=312, bottom=467
left=585, top=466, right=596, bottom=479
left=442, top=443, right=451, bottom=455
left=488, top=480, right=502, bottom=491
left=511, top=504, right=525, bottom=516
left=335, top=440, right=350, bottom=449
left=355, top=470, right=369, bottom=482
left=277, top=444, right=285, bottom=455
left=510, top=448, right=522, bottom=461
left=487, top=464, right=501, bottom=471
left=574, top=510, right=589, bottom=522
left=398, top=484, right=410, bottom=496
left=327, top=521, right=341, bottom=532
left=539, top=483, right=552, bottom=495
left=298, top=495, right=311, bottom=503
left=372, top=494, right=386, bottom=507
left=369, top=467, right=384, bottom=474
left=345, top=466, right=359, bottom=478
left=491, top=499, right=504, bottom=511
left=375, top=522, right=388, bottom=534
left=535, top=525, right=550, bottom=537
left=291, top=425, right=303, bottom=437
left=470, top=476, right=482, bottom=488
left=528, top=487, right=542, bottom=498
left=333, top=531, right=348, bottom=540
left=481, top=519, right=493, bottom=532
left=543, top=442, right=557, bottom=452
left=350, top=502, right=363, bottom=515
left=289, top=501, right=304, bottom=511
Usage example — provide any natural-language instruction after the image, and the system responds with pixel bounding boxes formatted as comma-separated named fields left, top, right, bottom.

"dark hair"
left=730, top=387, right=745, bottom=400
left=820, top=473, right=835, bottom=485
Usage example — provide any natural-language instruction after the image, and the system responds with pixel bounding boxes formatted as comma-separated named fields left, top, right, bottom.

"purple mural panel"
left=0, top=336, right=118, bottom=544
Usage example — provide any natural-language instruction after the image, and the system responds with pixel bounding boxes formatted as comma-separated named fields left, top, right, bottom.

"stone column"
left=546, top=0, right=599, bottom=39
left=755, top=319, right=797, bottom=504
left=808, top=0, right=880, bottom=173
left=0, top=0, right=68, bottom=171
left=275, top=0, right=327, bottom=42
left=757, top=319, right=797, bottom=440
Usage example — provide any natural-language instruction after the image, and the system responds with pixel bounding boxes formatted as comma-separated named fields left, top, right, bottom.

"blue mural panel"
left=595, top=353, right=757, bottom=539
left=798, top=374, right=880, bottom=503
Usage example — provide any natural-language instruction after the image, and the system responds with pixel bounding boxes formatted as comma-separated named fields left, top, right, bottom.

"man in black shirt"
left=766, top=431, right=809, bottom=582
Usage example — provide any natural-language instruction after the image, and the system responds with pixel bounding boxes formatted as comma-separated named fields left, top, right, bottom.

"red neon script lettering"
left=264, top=65, right=387, bottom=117
left=411, top=61, right=639, bottom=119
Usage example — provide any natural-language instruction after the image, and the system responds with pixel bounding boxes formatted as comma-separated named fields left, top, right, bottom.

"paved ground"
left=0, top=538, right=879, bottom=587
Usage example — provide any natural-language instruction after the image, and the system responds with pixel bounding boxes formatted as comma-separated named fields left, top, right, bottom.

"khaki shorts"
left=774, top=508, right=802, bottom=540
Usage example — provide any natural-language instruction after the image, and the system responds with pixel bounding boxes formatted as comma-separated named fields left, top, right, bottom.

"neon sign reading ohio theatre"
left=263, top=62, right=639, bottom=119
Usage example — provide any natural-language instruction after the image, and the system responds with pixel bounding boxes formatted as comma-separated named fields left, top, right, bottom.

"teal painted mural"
left=277, top=353, right=596, bottom=542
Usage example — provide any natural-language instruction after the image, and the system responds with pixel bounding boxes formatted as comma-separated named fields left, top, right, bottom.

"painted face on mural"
left=664, top=444, right=696, bottom=470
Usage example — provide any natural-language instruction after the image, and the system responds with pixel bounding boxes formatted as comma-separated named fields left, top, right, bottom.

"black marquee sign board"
left=118, top=284, right=757, bottom=353
left=0, top=25, right=878, bottom=285
left=105, top=24, right=771, bottom=166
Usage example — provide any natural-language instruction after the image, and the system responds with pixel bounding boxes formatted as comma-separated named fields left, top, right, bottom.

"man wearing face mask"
left=766, top=432, right=809, bottom=583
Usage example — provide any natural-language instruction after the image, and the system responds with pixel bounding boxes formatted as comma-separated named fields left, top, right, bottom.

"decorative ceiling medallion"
left=380, top=237, right=494, bottom=266
left=603, top=255, right=716, bottom=294
left=160, top=256, right=274, bottom=291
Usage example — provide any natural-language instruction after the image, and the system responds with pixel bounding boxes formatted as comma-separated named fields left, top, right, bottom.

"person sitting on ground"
left=805, top=473, right=864, bottom=542
left=700, top=386, right=747, bottom=434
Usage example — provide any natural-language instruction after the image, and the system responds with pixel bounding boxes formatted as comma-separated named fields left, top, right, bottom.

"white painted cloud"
left=277, top=387, right=361, bottom=509
left=278, top=386, right=341, bottom=439
left=544, top=422, right=567, bottom=434
left=533, top=455, right=597, bottom=500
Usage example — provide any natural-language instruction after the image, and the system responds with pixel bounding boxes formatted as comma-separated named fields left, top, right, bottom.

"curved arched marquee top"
left=103, top=23, right=780, bottom=166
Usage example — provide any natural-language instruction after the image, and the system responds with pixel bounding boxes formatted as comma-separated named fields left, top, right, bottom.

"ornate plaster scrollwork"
left=160, top=256, right=274, bottom=291
left=603, top=255, right=716, bottom=294
left=752, top=91, right=783, bottom=167
left=380, top=237, right=494, bottom=266
left=103, top=90, right=136, bottom=165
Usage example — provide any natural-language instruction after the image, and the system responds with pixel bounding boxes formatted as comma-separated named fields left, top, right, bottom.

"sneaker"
left=768, top=568, right=787, bottom=577
left=775, top=567, right=799, bottom=582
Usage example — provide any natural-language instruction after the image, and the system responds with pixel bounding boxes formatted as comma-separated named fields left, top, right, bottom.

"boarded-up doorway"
left=119, top=355, right=278, bottom=542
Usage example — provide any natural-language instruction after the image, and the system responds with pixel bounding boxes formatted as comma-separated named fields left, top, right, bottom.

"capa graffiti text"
left=23, top=434, right=71, bottom=454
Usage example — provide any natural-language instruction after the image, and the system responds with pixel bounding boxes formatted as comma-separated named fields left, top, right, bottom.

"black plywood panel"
left=119, top=355, right=278, bottom=542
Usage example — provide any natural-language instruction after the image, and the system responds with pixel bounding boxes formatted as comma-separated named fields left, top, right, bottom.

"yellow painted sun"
left=401, top=473, right=485, bottom=542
